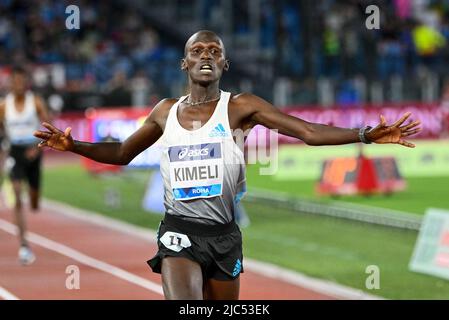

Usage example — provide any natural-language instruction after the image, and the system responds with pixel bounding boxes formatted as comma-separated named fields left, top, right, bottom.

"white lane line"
left=0, top=218, right=164, bottom=297
left=244, top=260, right=383, bottom=300
left=43, top=199, right=384, bottom=300
left=0, top=286, right=19, bottom=300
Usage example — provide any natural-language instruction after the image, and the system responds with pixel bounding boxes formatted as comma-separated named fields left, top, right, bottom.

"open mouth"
left=200, top=64, right=213, bottom=73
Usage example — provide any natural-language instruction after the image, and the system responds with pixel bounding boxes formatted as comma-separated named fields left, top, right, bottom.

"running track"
left=0, top=201, right=341, bottom=300
left=0, top=153, right=378, bottom=300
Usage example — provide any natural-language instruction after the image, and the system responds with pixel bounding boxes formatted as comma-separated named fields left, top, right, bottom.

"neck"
left=188, top=81, right=220, bottom=103
left=13, top=92, right=26, bottom=100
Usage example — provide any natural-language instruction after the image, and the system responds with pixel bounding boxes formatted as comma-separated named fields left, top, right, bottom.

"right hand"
left=33, top=122, right=74, bottom=152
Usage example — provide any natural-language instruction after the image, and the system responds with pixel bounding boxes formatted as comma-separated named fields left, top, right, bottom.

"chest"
left=11, top=99, right=26, bottom=114
left=6, top=95, right=34, bottom=119
left=175, top=102, right=245, bottom=131
left=176, top=104, right=216, bottom=130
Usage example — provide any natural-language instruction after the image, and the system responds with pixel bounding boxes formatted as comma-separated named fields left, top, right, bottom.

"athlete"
left=33, top=30, right=421, bottom=299
left=0, top=66, right=50, bottom=265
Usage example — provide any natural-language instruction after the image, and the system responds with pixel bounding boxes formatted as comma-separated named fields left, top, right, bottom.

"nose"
left=200, top=49, right=213, bottom=60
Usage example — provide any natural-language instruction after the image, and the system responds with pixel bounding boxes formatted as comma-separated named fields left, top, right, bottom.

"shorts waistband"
left=163, top=214, right=238, bottom=237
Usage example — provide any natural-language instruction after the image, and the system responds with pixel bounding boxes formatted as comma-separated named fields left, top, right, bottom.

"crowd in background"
left=314, top=0, right=449, bottom=79
left=1, top=0, right=449, bottom=110
left=0, top=0, right=183, bottom=110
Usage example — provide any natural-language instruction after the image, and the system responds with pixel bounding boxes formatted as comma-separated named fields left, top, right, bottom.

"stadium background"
left=0, top=0, right=449, bottom=299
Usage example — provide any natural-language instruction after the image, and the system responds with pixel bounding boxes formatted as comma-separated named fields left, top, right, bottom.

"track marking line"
left=42, top=199, right=384, bottom=300
left=0, top=286, right=19, bottom=300
left=0, top=218, right=164, bottom=297
left=244, top=259, right=383, bottom=300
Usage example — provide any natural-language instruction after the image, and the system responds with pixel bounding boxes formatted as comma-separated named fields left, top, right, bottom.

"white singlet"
left=4, top=91, right=40, bottom=146
left=159, top=90, right=247, bottom=224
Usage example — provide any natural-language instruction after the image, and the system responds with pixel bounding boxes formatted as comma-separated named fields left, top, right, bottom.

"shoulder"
left=229, top=92, right=270, bottom=108
left=229, top=92, right=274, bottom=117
left=145, top=97, right=178, bottom=126
left=32, top=94, right=46, bottom=107
left=230, top=92, right=258, bottom=105
left=229, top=92, right=257, bottom=113
left=154, top=98, right=178, bottom=110
left=29, top=94, right=49, bottom=116
left=150, top=98, right=177, bottom=116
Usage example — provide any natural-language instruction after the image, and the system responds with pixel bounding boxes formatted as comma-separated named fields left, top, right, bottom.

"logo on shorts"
left=209, top=123, right=228, bottom=137
left=232, top=259, right=242, bottom=277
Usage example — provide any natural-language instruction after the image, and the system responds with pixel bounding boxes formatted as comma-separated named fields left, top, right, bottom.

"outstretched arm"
left=240, top=94, right=421, bottom=147
left=33, top=99, right=171, bottom=165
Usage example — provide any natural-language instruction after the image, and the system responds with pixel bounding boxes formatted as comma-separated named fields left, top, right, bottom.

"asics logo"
left=178, top=147, right=209, bottom=159
left=169, top=143, right=221, bottom=162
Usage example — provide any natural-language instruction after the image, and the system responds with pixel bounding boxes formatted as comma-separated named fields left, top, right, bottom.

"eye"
left=211, top=48, right=219, bottom=54
left=191, top=48, right=201, bottom=54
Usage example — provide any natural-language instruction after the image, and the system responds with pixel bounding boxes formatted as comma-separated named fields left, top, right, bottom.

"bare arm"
left=240, top=94, right=421, bottom=147
left=71, top=113, right=162, bottom=165
left=34, top=99, right=171, bottom=165
left=35, top=96, right=51, bottom=123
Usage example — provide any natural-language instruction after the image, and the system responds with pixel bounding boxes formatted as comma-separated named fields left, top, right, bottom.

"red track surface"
left=0, top=206, right=336, bottom=300
left=0, top=152, right=335, bottom=300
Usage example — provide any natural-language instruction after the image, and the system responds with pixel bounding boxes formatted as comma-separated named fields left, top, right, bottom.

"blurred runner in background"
left=0, top=66, right=50, bottom=265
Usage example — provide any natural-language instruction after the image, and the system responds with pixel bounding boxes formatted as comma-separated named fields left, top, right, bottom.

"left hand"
left=366, top=112, right=421, bottom=148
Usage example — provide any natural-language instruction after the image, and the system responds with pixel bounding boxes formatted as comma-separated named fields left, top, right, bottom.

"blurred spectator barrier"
left=245, top=187, right=422, bottom=231
left=410, top=208, right=449, bottom=280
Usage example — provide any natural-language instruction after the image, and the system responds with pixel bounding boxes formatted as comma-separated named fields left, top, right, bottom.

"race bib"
left=160, top=231, right=192, bottom=252
left=168, top=142, right=223, bottom=200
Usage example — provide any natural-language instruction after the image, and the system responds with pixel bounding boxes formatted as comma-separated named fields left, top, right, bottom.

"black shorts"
left=9, top=145, right=42, bottom=189
left=147, top=214, right=244, bottom=281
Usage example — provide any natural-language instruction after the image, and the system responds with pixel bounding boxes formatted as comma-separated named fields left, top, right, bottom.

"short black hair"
left=11, top=65, right=27, bottom=76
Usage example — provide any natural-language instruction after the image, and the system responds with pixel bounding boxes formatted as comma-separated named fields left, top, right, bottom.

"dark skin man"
left=0, top=69, right=50, bottom=253
left=34, top=30, right=421, bottom=299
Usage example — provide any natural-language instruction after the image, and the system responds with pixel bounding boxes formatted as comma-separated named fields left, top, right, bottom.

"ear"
left=224, top=59, right=230, bottom=71
left=181, top=59, right=188, bottom=71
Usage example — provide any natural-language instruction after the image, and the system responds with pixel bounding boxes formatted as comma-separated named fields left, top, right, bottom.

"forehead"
left=185, top=32, right=225, bottom=52
left=189, top=41, right=222, bottom=48
left=187, top=37, right=223, bottom=50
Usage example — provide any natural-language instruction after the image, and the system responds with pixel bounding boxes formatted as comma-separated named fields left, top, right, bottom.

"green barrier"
left=276, top=139, right=449, bottom=180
